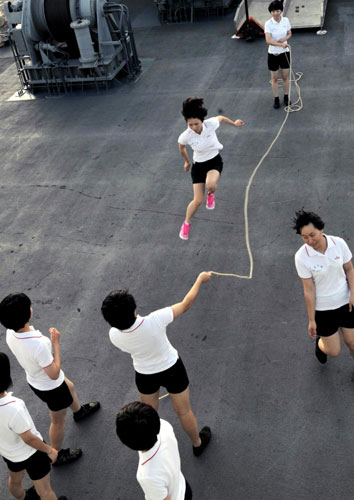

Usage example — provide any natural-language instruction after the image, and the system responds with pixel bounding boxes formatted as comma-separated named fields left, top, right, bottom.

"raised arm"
left=43, top=328, right=61, bottom=380
left=301, top=278, right=317, bottom=338
left=343, top=260, right=354, bottom=311
left=217, top=115, right=244, bottom=127
left=171, top=272, right=211, bottom=319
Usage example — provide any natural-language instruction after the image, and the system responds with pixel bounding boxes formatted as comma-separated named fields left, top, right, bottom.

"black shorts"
left=3, top=450, right=51, bottom=481
left=191, top=154, right=223, bottom=184
left=29, top=380, right=73, bottom=412
left=315, top=303, right=354, bottom=337
left=135, top=357, right=189, bottom=395
left=185, top=480, right=193, bottom=500
left=268, top=52, right=290, bottom=71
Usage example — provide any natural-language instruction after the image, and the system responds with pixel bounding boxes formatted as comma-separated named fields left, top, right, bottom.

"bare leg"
left=205, top=169, right=220, bottom=195
left=270, top=70, right=279, bottom=97
left=185, top=183, right=205, bottom=223
left=318, top=332, right=341, bottom=357
left=139, top=390, right=160, bottom=411
left=33, top=473, right=57, bottom=500
left=8, top=470, right=25, bottom=500
left=281, top=68, right=290, bottom=95
left=65, top=377, right=81, bottom=413
left=49, top=408, right=67, bottom=451
left=341, top=327, right=354, bottom=359
left=170, top=388, right=201, bottom=447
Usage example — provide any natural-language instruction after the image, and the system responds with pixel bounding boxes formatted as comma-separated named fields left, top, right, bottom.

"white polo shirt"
left=6, top=326, right=65, bottom=391
left=264, top=16, right=291, bottom=54
left=109, top=307, right=178, bottom=375
left=137, top=419, right=186, bottom=500
left=0, top=393, right=43, bottom=462
left=178, top=117, right=223, bottom=163
left=295, top=235, right=352, bottom=311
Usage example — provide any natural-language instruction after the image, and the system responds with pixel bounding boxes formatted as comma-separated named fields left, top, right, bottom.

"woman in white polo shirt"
left=264, top=1, right=292, bottom=109
left=0, top=352, right=67, bottom=500
left=178, top=96, right=244, bottom=240
left=294, top=210, right=354, bottom=364
left=116, top=402, right=192, bottom=500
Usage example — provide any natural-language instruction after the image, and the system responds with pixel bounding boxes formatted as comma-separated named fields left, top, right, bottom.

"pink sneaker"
left=179, top=221, right=191, bottom=240
left=206, top=193, right=215, bottom=210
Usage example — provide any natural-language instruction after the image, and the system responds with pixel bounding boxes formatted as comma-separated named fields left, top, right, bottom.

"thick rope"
left=210, top=45, right=302, bottom=279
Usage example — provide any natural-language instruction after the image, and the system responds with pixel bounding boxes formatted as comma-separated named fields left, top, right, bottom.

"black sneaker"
left=273, top=97, right=280, bottom=109
left=193, top=426, right=211, bottom=457
left=284, top=95, right=291, bottom=106
left=53, top=448, right=82, bottom=466
left=315, top=338, right=327, bottom=364
left=73, top=401, right=101, bottom=422
left=24, top=486, right=40, bottom=500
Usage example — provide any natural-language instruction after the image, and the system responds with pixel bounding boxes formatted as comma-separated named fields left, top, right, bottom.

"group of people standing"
left=1, top=2, right=354, bottom=500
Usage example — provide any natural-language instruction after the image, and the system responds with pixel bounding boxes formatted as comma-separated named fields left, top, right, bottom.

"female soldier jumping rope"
left=178, top=97, right=244, bottom=240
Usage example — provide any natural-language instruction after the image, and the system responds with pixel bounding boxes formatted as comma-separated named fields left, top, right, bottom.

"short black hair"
left=268, top=0, right=283, bottom=12
left=101, top=290, right=136, bottom=330
left=116, top=402, right=160, bottom=451
left=292, top=209, right=325, bottom=234
left=181, top=97, right=208, bottom=122
left=0, top=293, right=31, bottom=331
left=0, top=352, right=13, bottom=393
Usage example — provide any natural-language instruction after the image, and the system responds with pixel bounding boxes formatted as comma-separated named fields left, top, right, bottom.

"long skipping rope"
left=159, top=47, right=303, bottom=401
left=210, top=45, right=303, bottom=280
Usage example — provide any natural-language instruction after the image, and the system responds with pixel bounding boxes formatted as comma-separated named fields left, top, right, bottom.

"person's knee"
left=206, top=183, right=217, bottom=193
left=271, top=76, right=278, bottom=84
left=50, top=409, right=67, bottom=425
left=174, top=404, right=192, bottom=419
left=326, top=345, right=341, bottom=357
left=193, top=197, right=203, bottom=207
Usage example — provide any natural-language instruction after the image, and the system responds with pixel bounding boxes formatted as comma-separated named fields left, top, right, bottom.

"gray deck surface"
left=0, top=0, right=354, bottom=499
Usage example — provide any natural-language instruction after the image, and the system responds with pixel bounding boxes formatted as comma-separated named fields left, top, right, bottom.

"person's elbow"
left=44, top=363, right=61, bottom=380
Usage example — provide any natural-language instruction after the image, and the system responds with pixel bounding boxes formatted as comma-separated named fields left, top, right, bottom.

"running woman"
left=178, top=97, right=244, bottom=240
left=293, top=210, right=354, bottom=364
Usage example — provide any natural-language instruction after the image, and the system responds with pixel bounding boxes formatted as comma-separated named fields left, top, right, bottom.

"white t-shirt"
left=0, top=393, right=43, bottom=462
left=178, top=117, right=223, bottom=163
left=295, top=235, right=352, bottom=311
left=109, top=307, right=178, bottom=374
left=264, top=16, right=291, bottom=54
left=6, top=326, right=65, bottom=390
left=137, top=419, right=186, bottom=500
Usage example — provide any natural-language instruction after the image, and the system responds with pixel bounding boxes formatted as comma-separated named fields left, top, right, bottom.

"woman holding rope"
left=293, top=210, right=354, bottom=365
left=264, top=0, right=292, bottom=109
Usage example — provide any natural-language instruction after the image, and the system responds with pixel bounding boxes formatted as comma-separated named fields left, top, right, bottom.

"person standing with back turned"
left=101, top=271, right=212, bottom=457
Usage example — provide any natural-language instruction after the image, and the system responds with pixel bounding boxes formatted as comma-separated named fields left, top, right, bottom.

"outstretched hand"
left=234, top=119, right=244, bottom=127
left=198, top=271, right=212, bottom=283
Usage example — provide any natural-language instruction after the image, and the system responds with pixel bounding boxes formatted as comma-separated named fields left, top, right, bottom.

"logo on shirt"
left=334, top=256, right=340, bottom=260
left=312, top=264, right=324, bottom=272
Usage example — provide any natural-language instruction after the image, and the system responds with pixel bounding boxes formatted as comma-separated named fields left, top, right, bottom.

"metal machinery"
left=4, top=0, right=141, bottom=92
